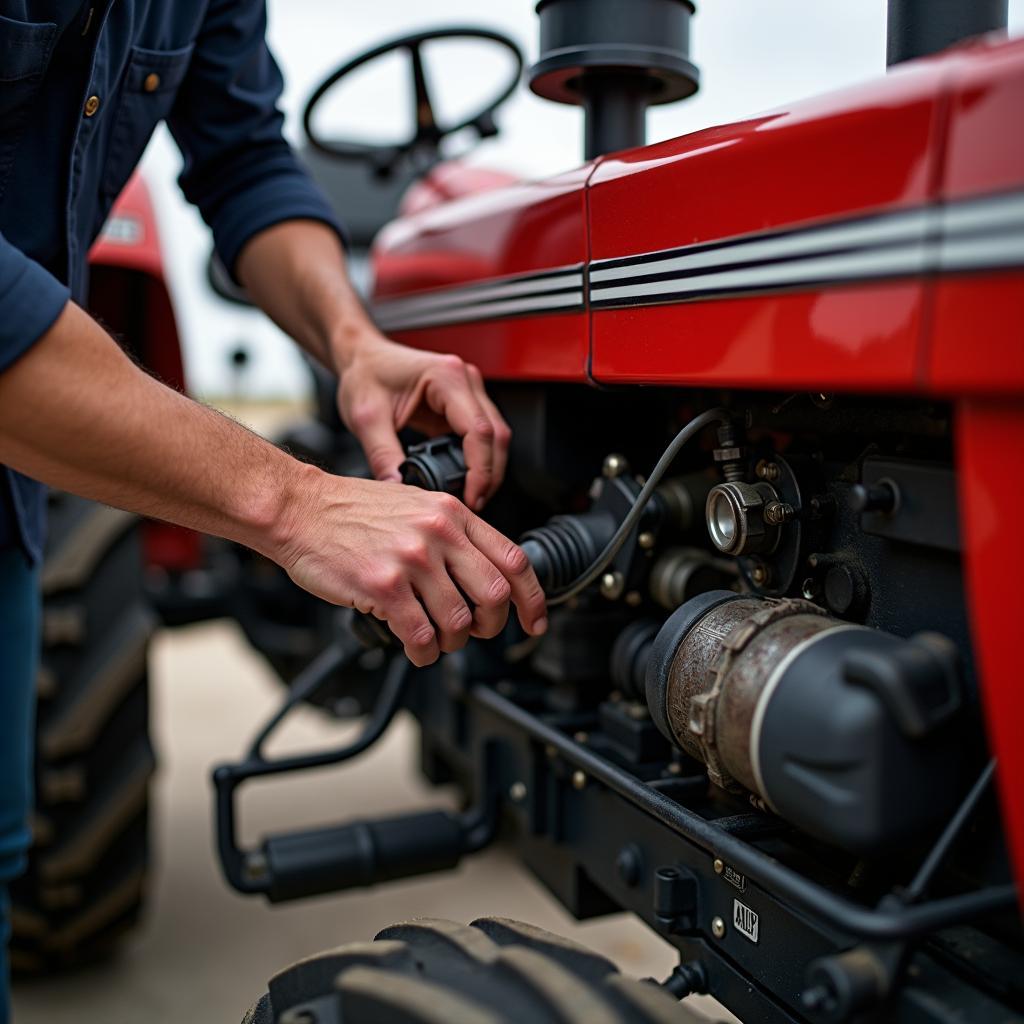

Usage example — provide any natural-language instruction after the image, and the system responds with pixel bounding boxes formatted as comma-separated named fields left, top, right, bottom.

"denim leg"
left=0, top=548, right=40, bottom=1024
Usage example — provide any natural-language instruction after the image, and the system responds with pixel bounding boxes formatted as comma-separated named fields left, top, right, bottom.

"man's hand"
left=279, top=472, right=547, bottom=666
left=0, top=303, right=547, bottom=669
left=337, top=336, right=510, bottom=511
left=236, top=222, right=512, bottom=511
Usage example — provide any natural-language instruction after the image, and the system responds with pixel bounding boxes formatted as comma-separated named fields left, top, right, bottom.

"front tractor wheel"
left=243, top=918, right=716, bottom=1024
left=9, top=492, right=156, bottom=973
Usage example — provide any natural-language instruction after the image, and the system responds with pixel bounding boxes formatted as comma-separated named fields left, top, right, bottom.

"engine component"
left=644, top=591, right=965, bottom=852
left=399, top=434, right=467, bottom=495
left=705, top=480, right=786, bottom=556
left=648, top=546, right=737, bottom=609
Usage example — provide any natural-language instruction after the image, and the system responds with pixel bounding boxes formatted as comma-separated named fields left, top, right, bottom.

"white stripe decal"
left=377, top=268, right=583, bottom=316
left=371, top=189, right=1024, bottom=331
left=375, top=289, right=584, bottom=331
left=590, top=242, right=929, bottom=303
left=589, top=208, right=933, bottom=283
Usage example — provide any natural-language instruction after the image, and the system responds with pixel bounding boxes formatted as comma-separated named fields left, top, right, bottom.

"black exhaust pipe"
left=528, top=0, right=699, bottom=161
left=887, top=0, right=1008, bottom=67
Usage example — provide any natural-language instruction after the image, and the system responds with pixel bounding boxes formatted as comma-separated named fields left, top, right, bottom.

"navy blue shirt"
left=0, top=0, right=343, bottom=563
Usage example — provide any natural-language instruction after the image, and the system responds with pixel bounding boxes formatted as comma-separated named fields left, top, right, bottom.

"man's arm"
left=0, top=303, right=547, bottom=664
left=235, top=220, right=511, bottom=510
left=165, top=0, right=509, bottom=508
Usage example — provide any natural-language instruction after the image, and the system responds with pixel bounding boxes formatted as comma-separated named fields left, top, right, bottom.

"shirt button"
left=84, top=94, right=101, bottom=117
left=143, top=73, right=161, bottom=93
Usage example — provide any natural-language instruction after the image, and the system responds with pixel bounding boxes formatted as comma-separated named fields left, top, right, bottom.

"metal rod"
left=904, top=759, right=996, bottom=903
left=473, top=685, right=1018, bottom=940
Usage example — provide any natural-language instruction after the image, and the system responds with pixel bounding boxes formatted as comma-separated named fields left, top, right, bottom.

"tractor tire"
left=8, top=492, right=157, bottom=973
left=243, top=917, right=718, bottom=1024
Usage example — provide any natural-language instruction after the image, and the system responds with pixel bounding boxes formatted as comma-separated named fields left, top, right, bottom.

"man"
left=0, top=1, right=548, bottom=1016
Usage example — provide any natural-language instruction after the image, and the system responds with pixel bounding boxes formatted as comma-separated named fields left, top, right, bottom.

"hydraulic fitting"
left=705, top=480, right=783, bottom=556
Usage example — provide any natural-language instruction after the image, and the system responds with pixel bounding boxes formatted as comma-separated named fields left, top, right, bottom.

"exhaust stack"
left=528, top=0, right=699, bottom=161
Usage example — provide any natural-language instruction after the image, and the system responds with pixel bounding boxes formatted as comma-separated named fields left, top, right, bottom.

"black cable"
left=546, top=407, right=731, bottom=606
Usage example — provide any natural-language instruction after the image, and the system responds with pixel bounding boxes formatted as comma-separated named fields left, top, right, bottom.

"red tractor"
left=18, top=2, right=1024, bottom=1022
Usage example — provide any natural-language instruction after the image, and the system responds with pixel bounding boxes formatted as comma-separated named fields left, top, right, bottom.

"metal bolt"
left=763, top=501, right=796, bottom=525
left=545, top=743, right=558, bottom=760
left=749, top=562, right=770, bottom=587
left=713, top=858, right=724, bottom=875
left=755, top=459, right=780, bottom=481
left=711, top=916, right=726, bottom=939
left=627, top=702, right=648, bottom=720
left=849, top=479, right=898, bottom=514
left=509, top=781, right=527, bottom=803
left=667, top=761, right=682, bottom=775
left=616, top=844, right=643, bottom=888
left=801, top=577, right=822, bottom=601
left=573, top=731, right=589, bottom=744
left=243, top=853, right=269, bottom=883
left=625, top=590, right=642, bottom=607
left=638, top=531, right=656, bottom=550
left=603, top=453, right=628, bottom=478
left=600, top=571, right=625, bottom=600
left=572, top=770, right=587, bottom=790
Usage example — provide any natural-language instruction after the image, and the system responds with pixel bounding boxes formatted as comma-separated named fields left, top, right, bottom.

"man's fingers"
left=467, top=364, right=510, bottom=502
left=381, top=585, right=440, bottom=666
left=445, top=541, right=512, bottom=639
left=346, top=395, right=406, bottom=482
left=412, top=569, right=474, bottom=653
left=426, top=366, right=495, bottom=510
left=463, top=515, right=547, bottom=636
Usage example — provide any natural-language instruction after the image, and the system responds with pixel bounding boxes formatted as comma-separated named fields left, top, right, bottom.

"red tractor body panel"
left=371, top=34, right=1024, bottom=889
left=88, top=173, right=202, bottom=573
left=374, top=165, right=592, bottom=380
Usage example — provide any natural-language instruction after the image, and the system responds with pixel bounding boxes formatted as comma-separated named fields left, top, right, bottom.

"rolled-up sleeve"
left=167, top=0, right=345, bottom=276
left=0, top=231, right=70, bottom=375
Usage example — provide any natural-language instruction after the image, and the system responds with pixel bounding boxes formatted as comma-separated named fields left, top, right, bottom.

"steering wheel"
left=303, top=27, right=524, bottom=177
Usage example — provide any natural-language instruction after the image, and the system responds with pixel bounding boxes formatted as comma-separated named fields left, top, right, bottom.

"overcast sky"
left=138, top=0, right=1024, bottom=399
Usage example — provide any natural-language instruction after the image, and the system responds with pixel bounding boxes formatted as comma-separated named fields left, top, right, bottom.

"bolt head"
left=755, top=459, right=780, bottom=481
left=573, top=731, right=589, bottom=744
left=713, top=858, right=724, bottom=875
left=624, top=590, right=642, bottom=607
left=603, top=453, right=628, bottom=478
left=571, top=770, right=587, bottom=790
left=711, top=916, right=726, bottom=939
left=509, top=781, right=527, bottom=803
left=638, top=531, right=656, bottom=550
left=750, top=563, right=770, bottom=586
left=599, top=571, right=625, bottom=600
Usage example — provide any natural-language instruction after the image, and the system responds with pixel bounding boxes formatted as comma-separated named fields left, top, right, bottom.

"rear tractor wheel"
left=9, top=492, right=156, bottom=973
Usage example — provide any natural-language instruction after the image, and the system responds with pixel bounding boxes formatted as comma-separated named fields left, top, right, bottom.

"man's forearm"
left=235, top=219, right=373, bottom=373
left=0, top=302, right=316, bottom=561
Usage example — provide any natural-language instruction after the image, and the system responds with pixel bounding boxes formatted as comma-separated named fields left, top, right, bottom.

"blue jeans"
left=0, top=548, right=39, bottom=1024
